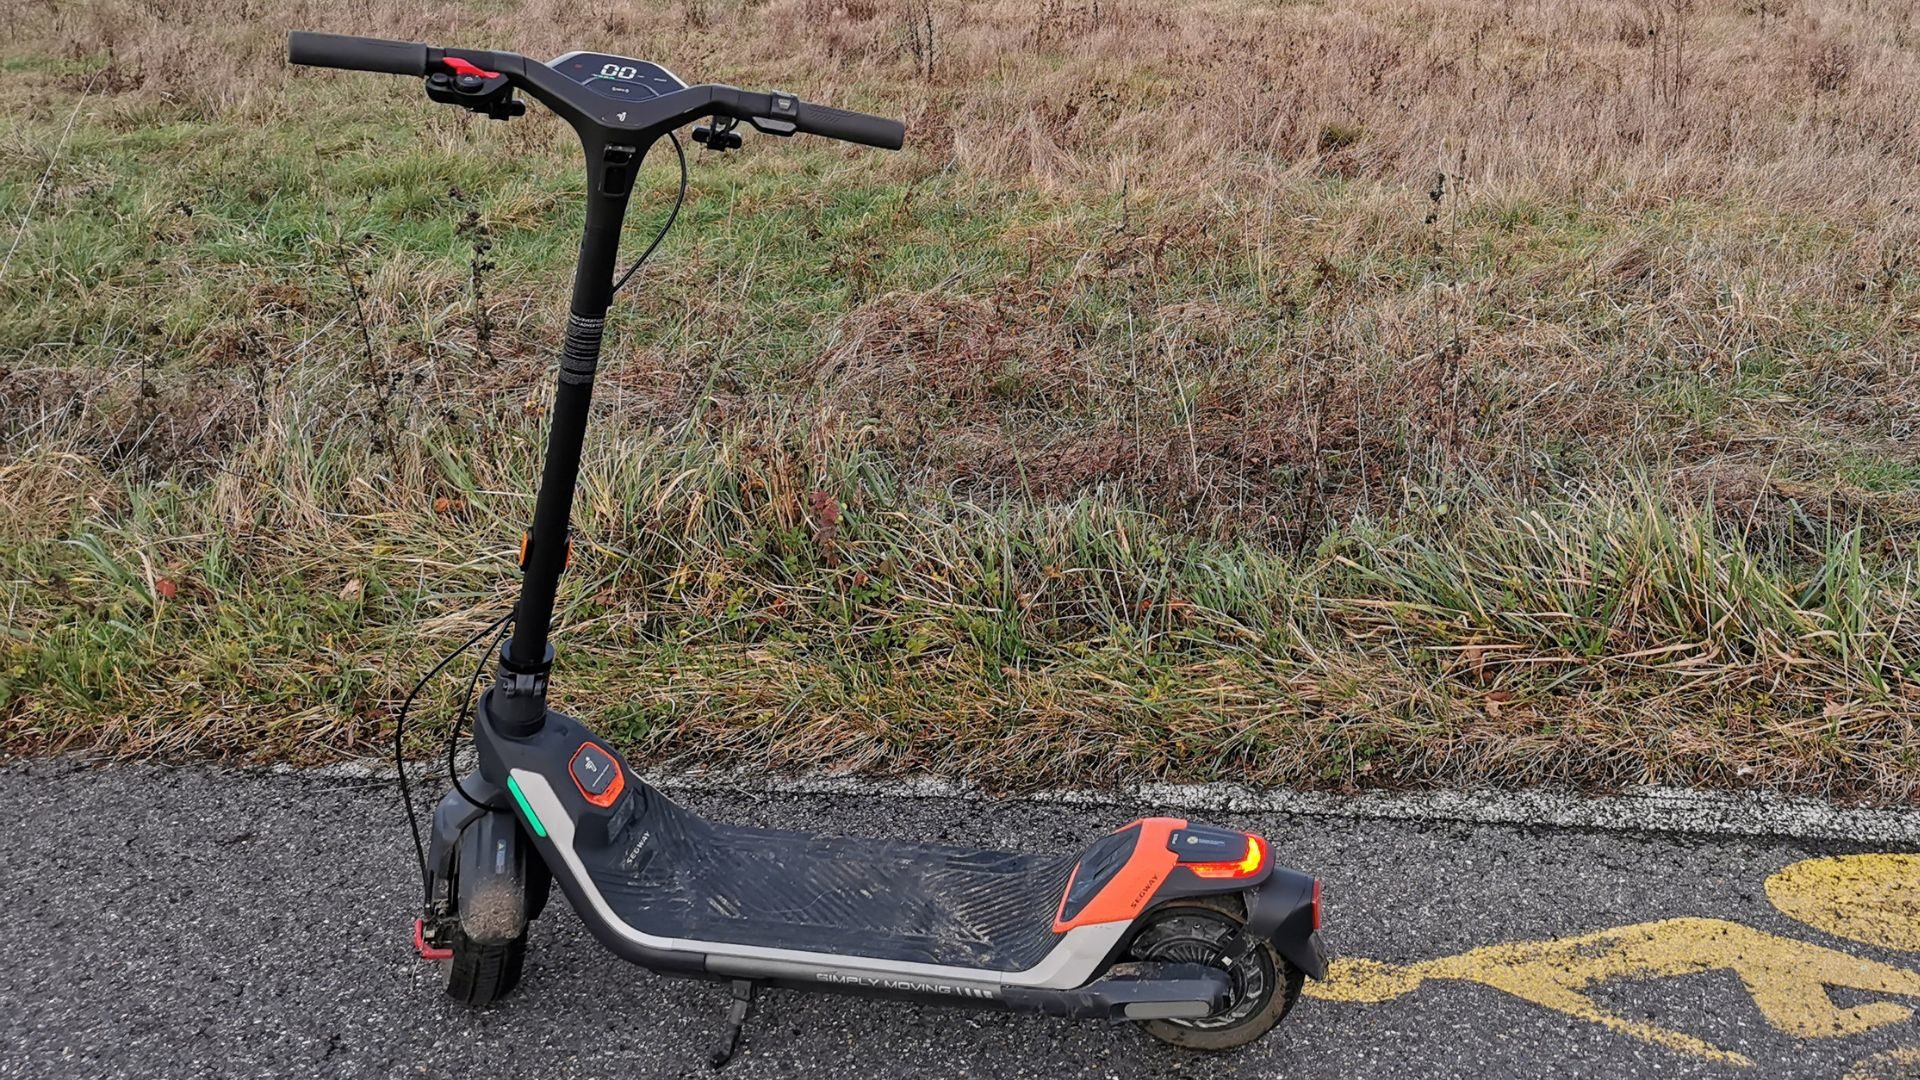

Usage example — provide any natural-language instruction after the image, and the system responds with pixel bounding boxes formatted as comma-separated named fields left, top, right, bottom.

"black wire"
left=609, top=130, right=687, bottom=296
left=394, top=609, right=514, bottom=905
left=447, top=615, right=514, bottom=811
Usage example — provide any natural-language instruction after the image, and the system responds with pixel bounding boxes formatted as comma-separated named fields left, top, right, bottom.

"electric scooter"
left=287, top=30, right=1326, bottom=1059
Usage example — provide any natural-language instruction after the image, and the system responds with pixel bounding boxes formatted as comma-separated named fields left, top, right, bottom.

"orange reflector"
left=517, top=534, right=573, bottom=571
left=1187, top=833, right=1267, bottom=879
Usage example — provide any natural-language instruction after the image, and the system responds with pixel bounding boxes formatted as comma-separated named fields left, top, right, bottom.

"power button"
left=568, top=742, right=625, bottom=807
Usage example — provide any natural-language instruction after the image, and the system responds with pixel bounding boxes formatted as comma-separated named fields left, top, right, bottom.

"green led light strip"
left=505, top=775, right=548, bottom=838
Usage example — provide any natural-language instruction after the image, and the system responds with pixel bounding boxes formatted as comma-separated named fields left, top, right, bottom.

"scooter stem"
left=495, top=137, right=643, bottom=736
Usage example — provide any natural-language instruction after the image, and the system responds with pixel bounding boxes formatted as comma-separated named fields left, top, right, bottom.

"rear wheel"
left=1129, top=894, right=1303, bottom=1051
left=444, top=927, right=526, bottom=1006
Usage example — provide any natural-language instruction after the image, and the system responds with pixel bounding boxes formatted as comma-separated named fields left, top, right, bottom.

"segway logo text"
left=1133, top=873, right=1163, bottom=908
left=619, top=830, right=654, bottom=873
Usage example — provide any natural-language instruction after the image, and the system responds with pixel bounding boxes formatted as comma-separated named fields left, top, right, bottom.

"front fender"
left=429, top=782, right=551, bottom=940
left=1244, top=865, right=1326, bottom=980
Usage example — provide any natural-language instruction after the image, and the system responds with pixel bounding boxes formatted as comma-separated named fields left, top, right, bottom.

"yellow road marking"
left=1304, top=917, right=1920, bottom=1066
left=1299, top=853, right=1920, bottom=1065
left=1843, top=1046, right=1920, bottom=1080
left=1766, top=854, right=1920, bottom=953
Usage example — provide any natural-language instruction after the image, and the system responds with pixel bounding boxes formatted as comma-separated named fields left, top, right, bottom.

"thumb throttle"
left=747, top=91, right=904, bottom=150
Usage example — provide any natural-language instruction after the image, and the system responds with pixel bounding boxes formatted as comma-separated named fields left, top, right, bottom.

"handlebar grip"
left=794, top=102, right=905, bottom=150
left=287, top=31, right=429, bottom=76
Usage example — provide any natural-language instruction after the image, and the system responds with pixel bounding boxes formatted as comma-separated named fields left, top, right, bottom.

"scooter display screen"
left=551, top=52, right=685, bottom=101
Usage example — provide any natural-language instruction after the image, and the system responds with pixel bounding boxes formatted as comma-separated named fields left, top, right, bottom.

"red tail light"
left=1187, top=833, right=1267, bottom=879
left=1311, top=878, right=1322, bottom=930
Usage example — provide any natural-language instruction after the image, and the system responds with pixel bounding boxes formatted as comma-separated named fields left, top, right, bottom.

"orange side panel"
left=1052, top=817, right=1186, bottom=933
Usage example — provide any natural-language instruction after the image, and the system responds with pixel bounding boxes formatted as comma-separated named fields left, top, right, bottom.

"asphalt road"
left=2, top=761, right=1917, bottom=1079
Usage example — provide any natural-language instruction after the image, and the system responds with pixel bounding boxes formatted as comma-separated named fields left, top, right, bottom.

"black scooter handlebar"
left=286, top=31, right=905, bottom=151
left=713, top=87, right=905, bottom=151
left=287, top=31, right=430, bottom=76
left=790, top=101, right=904, bottom=151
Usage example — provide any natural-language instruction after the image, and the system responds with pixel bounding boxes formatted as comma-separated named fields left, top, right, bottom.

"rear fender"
left=1243, top=865, right=1326, bottom=980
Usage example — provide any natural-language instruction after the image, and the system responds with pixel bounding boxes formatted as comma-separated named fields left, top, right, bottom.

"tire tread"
left=444, top=929, right=526, bottom=1006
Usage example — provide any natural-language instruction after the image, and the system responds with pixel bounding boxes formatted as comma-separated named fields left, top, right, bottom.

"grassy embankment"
left=3, top=0, right=1918, bottom=799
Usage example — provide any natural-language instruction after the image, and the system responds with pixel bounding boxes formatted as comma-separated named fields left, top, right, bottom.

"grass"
left=2, top=0, right=1918, bottom=801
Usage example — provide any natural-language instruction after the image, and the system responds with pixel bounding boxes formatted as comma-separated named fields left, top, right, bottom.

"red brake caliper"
left=413, top=917, right=453, bottom=961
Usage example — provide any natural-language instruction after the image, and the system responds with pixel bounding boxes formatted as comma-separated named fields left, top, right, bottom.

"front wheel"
left=444, top=927, right=527, bottom=1006
left=1129, top=894, right=1303, bottom=1051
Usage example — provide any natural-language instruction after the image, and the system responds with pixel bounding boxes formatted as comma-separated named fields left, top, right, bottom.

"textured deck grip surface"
left=582, top=790, right=1077, bottom=970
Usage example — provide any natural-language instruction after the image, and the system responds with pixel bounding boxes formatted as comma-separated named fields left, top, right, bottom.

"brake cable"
left=446, top=615, right=514, bottom=813
left=394, top=609, right=513, bottom=904
left=610, top=130, right=688, bottom=296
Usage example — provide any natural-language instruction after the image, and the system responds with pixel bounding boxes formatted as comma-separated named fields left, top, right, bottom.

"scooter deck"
left=582, top=786, right=1082, bottom=970
left=479, top=716, right=1314, bottom=987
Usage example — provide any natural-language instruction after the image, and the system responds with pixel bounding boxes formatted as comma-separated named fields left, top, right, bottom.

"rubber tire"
left=444, top=928, right=526, bottom=1006
left=1134, top=895, right=1305, bottom=1051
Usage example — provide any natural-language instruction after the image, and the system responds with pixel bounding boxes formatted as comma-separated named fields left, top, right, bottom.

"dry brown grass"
left=24, top=0, right=1920, bottom=200
left=3, top=0, right=1918, bottom=800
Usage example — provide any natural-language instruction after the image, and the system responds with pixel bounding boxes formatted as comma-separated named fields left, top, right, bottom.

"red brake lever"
left=441, top=56, right=500, bottom=79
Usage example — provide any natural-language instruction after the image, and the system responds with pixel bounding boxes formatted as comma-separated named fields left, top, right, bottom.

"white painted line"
left=265, top=757, right=1920, bottom=845
left=638, top=770, right=1920, bottom=846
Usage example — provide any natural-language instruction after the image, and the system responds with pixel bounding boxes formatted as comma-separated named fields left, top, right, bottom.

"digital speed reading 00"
left=551, top=51, right=686, bottom=102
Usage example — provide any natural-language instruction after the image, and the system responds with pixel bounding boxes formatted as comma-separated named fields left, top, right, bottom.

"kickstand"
left=707, top=979, right=758, bottom=1069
